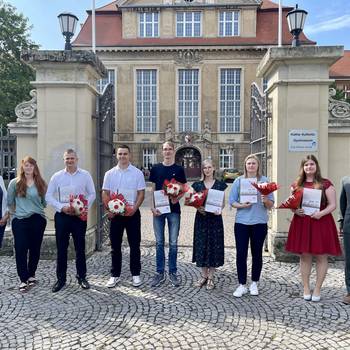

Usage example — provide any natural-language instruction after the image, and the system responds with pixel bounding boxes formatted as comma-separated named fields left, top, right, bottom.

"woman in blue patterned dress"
left=192, top=159, right=227, bottom=290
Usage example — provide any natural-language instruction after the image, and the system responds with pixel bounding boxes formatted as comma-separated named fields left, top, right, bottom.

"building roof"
left=260, top=0, right=291, bottom=10
left=73, top=0, right=315, bottom=49
left=330, top=50, right=350, bottom=79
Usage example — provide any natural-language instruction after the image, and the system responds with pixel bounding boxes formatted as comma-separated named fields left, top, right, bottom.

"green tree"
left=330, top=82, right=350, bottom=104
left=0, top=0, right=38, bottom=126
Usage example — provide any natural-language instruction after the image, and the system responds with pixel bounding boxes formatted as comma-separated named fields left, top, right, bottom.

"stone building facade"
left=74, top=0, right=314, bottom=178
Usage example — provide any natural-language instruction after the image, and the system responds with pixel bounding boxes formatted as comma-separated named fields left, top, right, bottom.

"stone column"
left=8, top=50, right=106, bottom=258
left=256, top=46, right=343, bottom=261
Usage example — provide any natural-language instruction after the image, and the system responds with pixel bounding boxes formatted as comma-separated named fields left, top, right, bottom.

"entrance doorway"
left=175, top=147, right=201, bottom=179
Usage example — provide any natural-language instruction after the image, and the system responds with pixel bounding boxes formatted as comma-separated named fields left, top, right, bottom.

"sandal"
left=19, top=282, right=28, bottom=292
left=206, top=278, right=215, bottom=290
left=194, top=276, right=208, bottom=288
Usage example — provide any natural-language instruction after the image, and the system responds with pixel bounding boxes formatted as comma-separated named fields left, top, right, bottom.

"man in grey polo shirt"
left=102, top=145, right=145, bottom=288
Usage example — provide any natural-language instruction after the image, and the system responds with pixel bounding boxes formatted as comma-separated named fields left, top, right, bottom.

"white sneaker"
left=249, top=282, right=259, bottom=296
left=105, top=277, right=120, bottom=288
left=132, top=275, right=142, bottom=287
left=233, top=284, right=248, bottom=298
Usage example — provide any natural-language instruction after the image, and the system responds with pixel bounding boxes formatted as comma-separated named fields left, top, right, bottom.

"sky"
left=5, top=0, right=350, bottom=50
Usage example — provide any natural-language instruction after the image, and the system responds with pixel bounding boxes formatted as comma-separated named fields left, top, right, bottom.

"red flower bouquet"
left=163, top=178, right=188, bottom=201
left=251, top=182, right=280, bottom=195
left=184, top=189, right=208, bottom=208
left=278, top=188, right=303, bottom=209
left=105, top=192, right=133, bottom=216
left=70, top=194, right=88, bottom=221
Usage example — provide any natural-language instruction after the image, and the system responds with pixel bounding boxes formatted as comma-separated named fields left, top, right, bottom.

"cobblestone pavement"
left=0, top=185, right=349, bottom=349
left=0, top=245, right=349, bottom=349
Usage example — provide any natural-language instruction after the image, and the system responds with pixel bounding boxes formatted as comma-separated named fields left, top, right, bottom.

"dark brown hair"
left=117, top=145, right=130, bottom=152
left=16, top=156, right=47, bottom=198
left=295, top=154, right=323, bottom=189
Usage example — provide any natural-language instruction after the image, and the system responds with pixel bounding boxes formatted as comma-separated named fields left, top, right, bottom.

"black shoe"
left=52, top=280, right=65, bottom=293
left=78, top=278, right=90, bottom=290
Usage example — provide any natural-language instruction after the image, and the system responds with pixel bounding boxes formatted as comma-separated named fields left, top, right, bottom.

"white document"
left=154, top=190, right=171, bottom=214
left=118, top=189, right=137, bottom=206
left=302, top=188, right=322, bottom=216
left=239, top=178, right=258, bottom=204
left=58, top=185, right=75, bottom=203
left=205, top=189, right=224, bottom=214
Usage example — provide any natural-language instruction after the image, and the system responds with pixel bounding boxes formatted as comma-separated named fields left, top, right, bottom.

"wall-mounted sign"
left=288, top=129, right=318, bottom=152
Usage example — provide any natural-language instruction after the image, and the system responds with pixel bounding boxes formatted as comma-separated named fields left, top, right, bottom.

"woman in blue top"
left=229, top=154, right=274, bottom=298
left=7, top=156, right=47, bottom=292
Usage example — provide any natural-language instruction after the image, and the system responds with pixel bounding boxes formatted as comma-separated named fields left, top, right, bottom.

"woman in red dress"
left=286, top=155, right=341, bottom=302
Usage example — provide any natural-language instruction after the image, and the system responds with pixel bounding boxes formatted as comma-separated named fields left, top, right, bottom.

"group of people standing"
left=0, top=144, right=349, bottom=305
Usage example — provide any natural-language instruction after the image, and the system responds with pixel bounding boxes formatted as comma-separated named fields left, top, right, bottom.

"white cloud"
left=305, top=14, right=350, bottom=34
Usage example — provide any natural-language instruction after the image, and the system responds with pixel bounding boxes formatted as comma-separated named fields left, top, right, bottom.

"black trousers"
left=110, top=210, right=141, bottom=277
left=234, top=223, right=268, bottom=285
left=55, top=212, right=87, bottom=282
left=12, top=214, right=46, bottom=283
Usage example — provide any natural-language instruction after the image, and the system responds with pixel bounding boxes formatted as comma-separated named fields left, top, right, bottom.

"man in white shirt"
left=46, top=149, right=96, bottom=293
left=102, top=145, right=145, bottom=288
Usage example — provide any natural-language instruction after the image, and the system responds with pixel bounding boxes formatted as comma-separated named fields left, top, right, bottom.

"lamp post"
left=286, top=4, right=308, bottom=47
left=58, top=12, right=79, bottom=50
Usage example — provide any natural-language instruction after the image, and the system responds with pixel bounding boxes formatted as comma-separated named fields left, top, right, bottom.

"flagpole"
left=278, top=0, right=282, bottom=46
left=92, top=0, right=96, bottom=53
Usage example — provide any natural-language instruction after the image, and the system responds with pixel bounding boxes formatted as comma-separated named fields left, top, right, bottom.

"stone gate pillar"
left=8, top=50, right=106, bottom=258
left=256, top=46, right=343, bottom=261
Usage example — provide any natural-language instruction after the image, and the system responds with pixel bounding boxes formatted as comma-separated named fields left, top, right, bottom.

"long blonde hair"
left=243, top=154, right=262, bottom=179
left=201, top=158, right=215, bottom=181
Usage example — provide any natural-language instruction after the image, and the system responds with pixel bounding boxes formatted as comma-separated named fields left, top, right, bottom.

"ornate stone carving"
left=177, top=132, right=200, bottom=144
left=202, top=118, right=211, bottom=142
left=165, top=120, right=174, bottom=141
left=175, top=50, right=203, bottom=68
left=21, top=50, right=107, bottom=78
left=15, top=90, right=37, bottom=122
left=329, top=88, right=350, bottom=119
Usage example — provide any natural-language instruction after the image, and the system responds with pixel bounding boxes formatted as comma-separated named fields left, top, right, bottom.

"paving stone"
left=0, top=205, right=349, bottom=349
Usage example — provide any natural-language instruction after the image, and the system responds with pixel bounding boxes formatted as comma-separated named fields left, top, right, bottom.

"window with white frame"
left=219, top=149, right=234, bottom=169
left=97, top=69, right=115, bottom=93
left=143, top=148, right=157, bottom=169
left=219, top=11, right=239, bottom=36
left=178, top=69, right=199, bottom=132
left=262, top=77, right=268, bottom=92
left=219, top=68, right=241, bottom=132
left=139, top=12, right=159, bottom=37
left=136, top=69, right=157, bottom=133
left=176, top=11, right=201, bottom=37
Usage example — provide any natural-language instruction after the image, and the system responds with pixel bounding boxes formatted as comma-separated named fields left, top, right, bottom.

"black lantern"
left=286, top=4, right=308, bottom=47
left=58, top=12, right=79, bottom=50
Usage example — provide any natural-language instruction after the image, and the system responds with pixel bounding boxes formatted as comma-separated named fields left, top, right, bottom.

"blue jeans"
left=153, top=212, right=180, bottom=274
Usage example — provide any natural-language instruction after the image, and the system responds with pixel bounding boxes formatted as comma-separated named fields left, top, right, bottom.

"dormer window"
left=176, top=11, right=201, bottom=37
left=139, top=12, right=159, bottom=38
left=219, top=11, right=239, bottom=37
